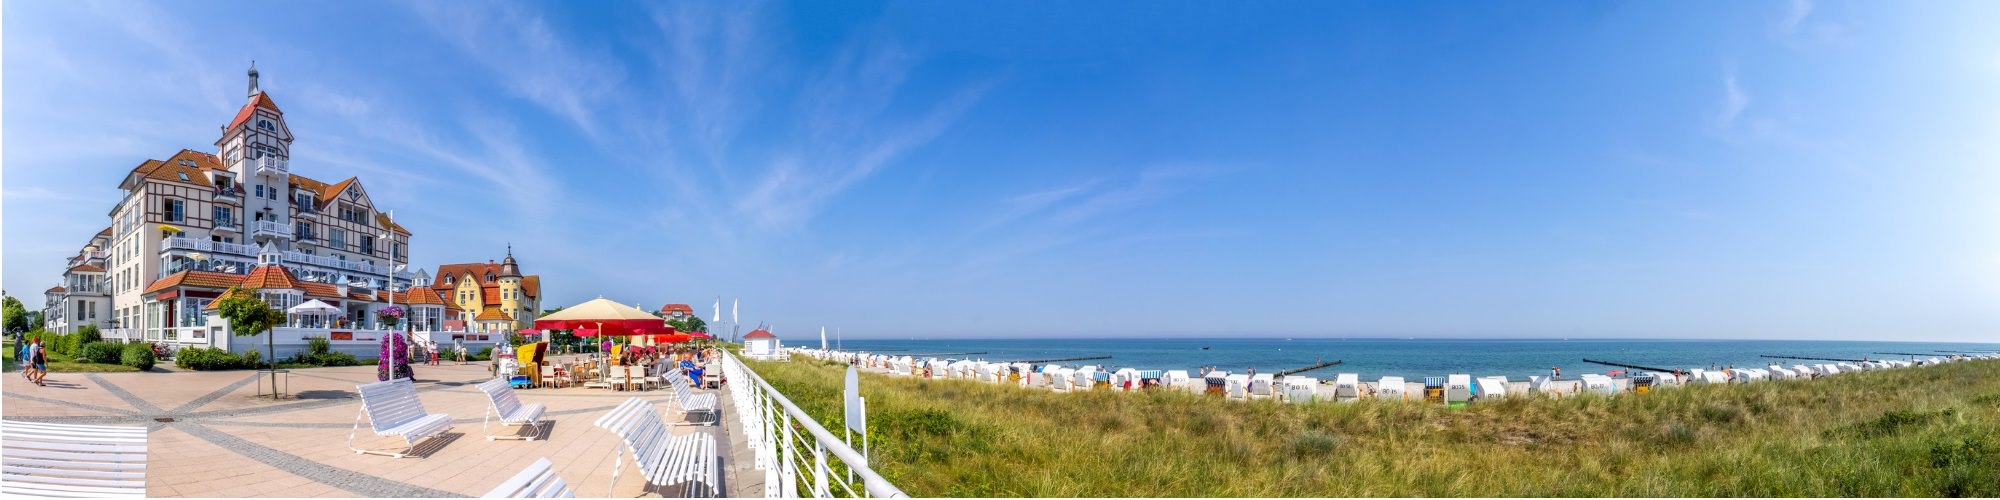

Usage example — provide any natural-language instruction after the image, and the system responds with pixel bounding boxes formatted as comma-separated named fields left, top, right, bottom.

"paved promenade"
left=1, top=361, right=751, bottom=497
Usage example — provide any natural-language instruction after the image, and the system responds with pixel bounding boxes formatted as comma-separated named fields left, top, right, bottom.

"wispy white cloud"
left=1714, top=72, right=1750, bottom=130
left=410, top=2, right=625, bottom=139
left=1771, top=0, right=1851, bottom=49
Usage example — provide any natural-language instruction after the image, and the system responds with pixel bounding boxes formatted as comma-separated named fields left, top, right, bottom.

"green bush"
left=307, top=337, right=332, bottom=356
left=242, top=349, right=264, bottom=369
left=120, top=343, right=156, bottom=371
left=314, top=352, right=361, bottom=367
left=74, top=325, right=103, bottom=345
left=174, top=347, right=252, bottom=371
left=476, top=347, right=494, bottom=361
left=48, top=333, right=74, bottom=357
left=78, top=341, right=123, bottom=364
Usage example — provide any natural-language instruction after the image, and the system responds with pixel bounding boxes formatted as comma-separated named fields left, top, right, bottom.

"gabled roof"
left=226, top=92, right=282, bottom=133
left=321, top=177, right=358, bottom=206
left=67, top=264, right=106, bottom=274
left=404, top=288, right=451, bottom=306
left=97, top=227, right=113, bottom=237
left=240, top=265, right=301, bottom=290
left=659, top=304, right=694, bottom=315
left=130, top=150, right=222, bottom=188
left=204, top=288, right=249, bottom=310
left=474, top=306, right=510, bottom=321
left=376, top=212, right=410, bottom=236
left=143, top=270, right=247, bottom=295
left=744, top=329, right=775, bottom=339
left=296, top=282, right=344, bottom=299
left=522, top=276, right=540, bottom=298
left=46, top=286, right=66, bottom=294
left=432, top=262, right=504, bottom=290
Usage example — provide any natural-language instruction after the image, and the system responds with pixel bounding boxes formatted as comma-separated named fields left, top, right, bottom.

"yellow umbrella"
left=158, top=224, right=184, bottom=233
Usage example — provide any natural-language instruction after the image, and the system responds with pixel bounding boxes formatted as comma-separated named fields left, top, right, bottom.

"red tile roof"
left=482, top=286, right=502, bottom=305
left=321, top=177, right=358, bottom=207
left=204, top=288, right=248, bottom=310
left=522, top=275, right=540, bottom=298
left=744, top=329, right=775, bottom=339
left=474, top=306, right=510, bottom=321
left=97, top=227, right=113, bottom=237
left=143, top=270, right=248, bottom=295
left=404, top=288, right=450, bottom=306
left=226, top=92, right=282, bottom=133
left=432, top=263, right=503, bottom=290
left=67, top=264, right=106, bottom=274
left=240, top=265, right=301, bottom=290
left=659, top=304, right=694, bottom=315
left=297, top=282, right=344, bottom=299
left=135, top=150, right=223, bottom=188
left=46, top=286, right=66, bottom=294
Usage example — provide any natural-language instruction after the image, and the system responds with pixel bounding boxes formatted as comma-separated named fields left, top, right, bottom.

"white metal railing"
left=722, top=350, right=907, bottom=498
left=103, top=328, right=141, bottom=341
left=253, top=220, right=294, bottom=239
left=214, top=219, right=241, bottom=232
left=282, top=251, right=391, bottom=275
left=163, top=237, right=258, bottom=257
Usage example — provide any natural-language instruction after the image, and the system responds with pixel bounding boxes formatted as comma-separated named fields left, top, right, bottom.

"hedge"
left=121, top=343, right=156, bottom=371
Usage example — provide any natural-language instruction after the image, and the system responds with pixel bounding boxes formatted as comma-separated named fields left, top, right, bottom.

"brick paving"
left=2, top=359, right=740, bottom=497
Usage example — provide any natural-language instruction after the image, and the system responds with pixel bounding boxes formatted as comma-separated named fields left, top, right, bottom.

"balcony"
left=214, top=187, right=241, bottom=200
left=213, top=219, right=242, bottom=234
left=253, top=220, right=293, bottom=239
left=162, top=237, right=258, bottom=257
left=255, top=156, right=289, bottom=177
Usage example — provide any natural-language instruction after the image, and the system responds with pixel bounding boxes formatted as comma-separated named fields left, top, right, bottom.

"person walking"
left=27, top=339, right=47, bottom=386
left=1552, top=366, right=1561, bottom=380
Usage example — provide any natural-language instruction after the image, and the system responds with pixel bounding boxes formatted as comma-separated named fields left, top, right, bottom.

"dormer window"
left=485, top=272, right=495, bottom=282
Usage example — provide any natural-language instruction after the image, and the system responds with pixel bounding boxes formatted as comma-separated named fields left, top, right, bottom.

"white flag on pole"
left=821, top=326, right=828, bottom=350
left=732, top=298, right=739, bottom=324
left=712, top=297, right=721, bottom=323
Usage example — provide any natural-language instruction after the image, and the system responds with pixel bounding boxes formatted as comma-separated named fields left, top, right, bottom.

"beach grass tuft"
left=750, top=357, right=2000, bottom=497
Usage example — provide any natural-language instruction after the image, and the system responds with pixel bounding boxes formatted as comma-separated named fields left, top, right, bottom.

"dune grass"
left=748, top=356, right=2000, bottom=497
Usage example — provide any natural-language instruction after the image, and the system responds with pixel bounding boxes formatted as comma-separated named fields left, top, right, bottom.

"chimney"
left=336, top=284, right=349, bottom=299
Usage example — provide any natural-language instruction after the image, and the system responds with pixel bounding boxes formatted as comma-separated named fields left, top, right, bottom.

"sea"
left=816, top=338, right=2000, bottom=380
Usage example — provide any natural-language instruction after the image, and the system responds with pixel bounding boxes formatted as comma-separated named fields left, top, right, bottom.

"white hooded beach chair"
left=1163, top=370, right=1191, bottom=390
left=1475, top=376, right=1509, bottom=399
left=1225, top=374, right=1251, bottom=399
left=1072, top=366, right=1099, bottom=391
left=1332, top=373, right=1360, bottom=402
left=1445, top=374, right=1474, bottom=404
left=1110, top=368, right=1138, bottom=390
left=1281, top=376, right=1317, bottom=403
left=1643, top=371, right=1679, bottom=387
left=1249, top=373, right=1276, bottom=398
left=1050, top=368, right=1076, bottom=391
left=1377, top=376, right=1407, bottom=400
left=1579, top=374, right=1617, bottom=395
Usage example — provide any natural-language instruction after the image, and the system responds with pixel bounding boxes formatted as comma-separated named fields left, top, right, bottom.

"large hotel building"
left=38, top=65, right=534, bottom=357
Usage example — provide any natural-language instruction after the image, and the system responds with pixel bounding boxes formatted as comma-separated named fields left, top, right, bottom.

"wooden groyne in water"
left=1277, top=359, right=1344, bottom=376
left=1581, top=358, right=1676, bottom=373
left=906, top=352, right=989, bottom=357
left=1761, top=354, right=1868, bottom=363
left=1875, top=352, right=1946, bottom=357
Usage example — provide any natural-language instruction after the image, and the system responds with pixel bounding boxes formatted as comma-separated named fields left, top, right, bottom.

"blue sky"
left=6, top=1, right=2000, bottom=341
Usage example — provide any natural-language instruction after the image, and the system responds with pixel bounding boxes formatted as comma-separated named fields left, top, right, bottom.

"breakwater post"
left=1277, top=359, right=1344, bottom=376
left=1580, top=358, right=1676, bottom=373
left=1760, top=354, right=1869, bottom=363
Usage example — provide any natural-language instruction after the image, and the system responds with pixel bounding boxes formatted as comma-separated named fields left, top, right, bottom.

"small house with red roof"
left=744, top=328, right=784, bottom=360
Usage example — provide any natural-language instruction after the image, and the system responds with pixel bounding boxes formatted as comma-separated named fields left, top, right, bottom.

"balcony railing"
left=721, top=350, right=908, bottom=498
left=215, top=187, right=240, bottom=199
left=214, top=219, right=241, bottom=233
left=255, top=156, right=289, bottom=176
left=281, top=251, right=392, bottom=275
left=253, top=220, right=293, bottom=239
left=162, top=237, right=258, bottom=257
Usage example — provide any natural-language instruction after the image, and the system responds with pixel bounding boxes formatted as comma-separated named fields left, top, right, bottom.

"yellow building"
left=428, top=247, right=541, bottom=334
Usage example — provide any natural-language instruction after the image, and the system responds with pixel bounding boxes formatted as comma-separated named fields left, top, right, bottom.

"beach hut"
left=1643, top=371, right=1680, bottom=388
left=1378, top=376, right=1407, bottom=400
left=974, top=363, right=996, bottom=383
left=1790, top=365, right=1814, bottom=378
left=1333, top=373, right=1361, bottom=402
left=1225, top=374, right=1252, bottom=400
left=1475, top=376, right=1509, bottom=399
left=1134, top=370, right=1162, bottom=390
left=1580, top=374, right=1617, bottom=395
left=1072, top=366, right=1099, bottom=391
left=1422, top=376, right=1446, bottom=404
left=1050, top=367, right=1077, bottom=391
left=1630, top=374, right=1657, bottom=393
left=1836, top=362, right=1863, bottom=373
left=1445, top=374, right=1473, bottom=406
left=1203, top=371, right=1230, bottom=396
left=1036, top=365, right=1063, bottom=387
left=1249, top=373, right=1277, bottom=398
left=1281, top=376, right=1317, bottom=403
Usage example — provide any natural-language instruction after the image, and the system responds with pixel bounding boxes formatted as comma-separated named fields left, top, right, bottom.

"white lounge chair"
left=0, top=420, right=147, bottom=498
left=1281, top=376, right=1317, bottom=403
left=478, top=377, right=549, bottom=441
left=667, top=371, right=720, bottom=425
left=1475, top=376, right=1509, bottom=399
left=483, top=458, right=575, bottom=498
left=350, top=378, right=453, bottom=458
left=593, top=397, right=718, bottom=497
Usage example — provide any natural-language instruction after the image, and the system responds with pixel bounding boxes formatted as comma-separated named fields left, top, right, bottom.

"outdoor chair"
left=482, top=458, right=575, bottom=498
left=350, top=378, right=454, bottom=458
left=667, top=370, right=720, bottom=425
left=592, top=397, right=719, bottom=497
left=581, top=362, right=613, bottom=390
left=477, top=377, right=549, bottom=441
left=0, top=420, right=148, bottom=498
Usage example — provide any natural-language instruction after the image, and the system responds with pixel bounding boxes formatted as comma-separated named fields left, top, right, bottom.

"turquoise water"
left=817, top=338, right=2000, bottom=380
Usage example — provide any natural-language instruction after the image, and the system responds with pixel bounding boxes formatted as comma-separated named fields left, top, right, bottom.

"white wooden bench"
left=349, top=378, right=453, bottom=458
left=0, top=420, right=148, bottom=498
left=477, top=377, right=549, bottom=441
left=481, top=458, right=575, bottom=498
left=667, top=371, right=719, bottom=425
left=592, top=397, right=719, bottom=497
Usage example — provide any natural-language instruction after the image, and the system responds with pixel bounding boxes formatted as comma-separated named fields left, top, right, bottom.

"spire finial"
left=247, top=60, right=261, bottom=97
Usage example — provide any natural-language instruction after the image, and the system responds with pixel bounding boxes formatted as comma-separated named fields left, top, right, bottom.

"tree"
left=681, top=315, right=707, bottom=333
left=215, top=287, right=287, bottom=397
left=2, top=295, right=30, bottom=335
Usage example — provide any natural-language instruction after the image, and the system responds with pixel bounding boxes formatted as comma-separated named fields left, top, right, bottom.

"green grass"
left=2, top=339, right=140, bottom=373
left=749, top=356, right=2000, bottom=497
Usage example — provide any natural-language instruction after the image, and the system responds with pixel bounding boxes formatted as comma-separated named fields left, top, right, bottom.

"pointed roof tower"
left=499, top=244, right=522, bottom=278
left=247, top=60, right=261, bottom=98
